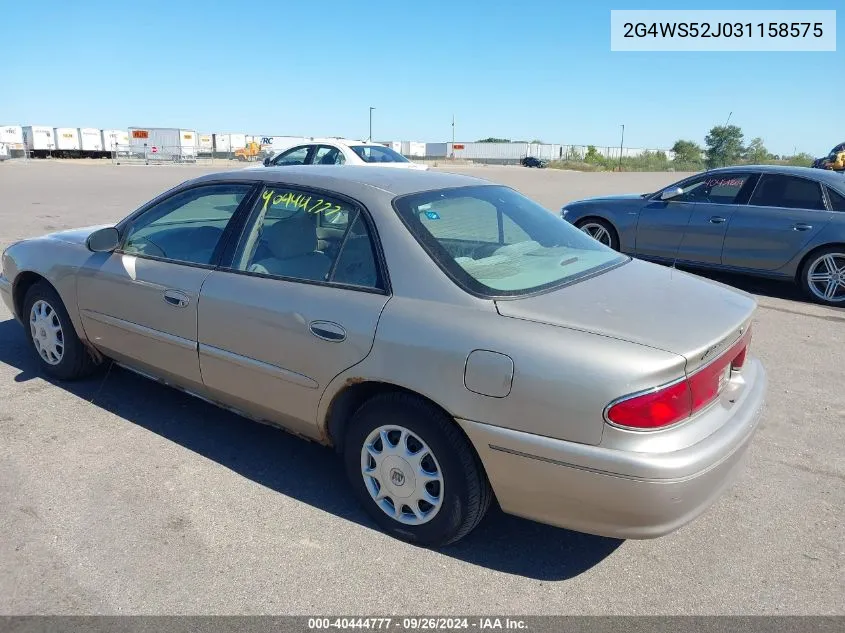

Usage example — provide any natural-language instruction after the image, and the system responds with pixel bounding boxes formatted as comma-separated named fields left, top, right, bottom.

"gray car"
left=561, top=165, right=845, bottom=306
left=1, top=166, right=766, bottom=546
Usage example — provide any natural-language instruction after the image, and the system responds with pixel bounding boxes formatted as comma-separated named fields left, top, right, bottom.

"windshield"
left=393, top=185, right=627, bottom=297
left=351, top=145, right=409, bottom=163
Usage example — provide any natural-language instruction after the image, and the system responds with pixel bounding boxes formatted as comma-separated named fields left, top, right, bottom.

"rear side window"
left=826, top=186, right=845, bottom=212
left=350, top=145, right=409, bottom=163
left=231, top=186, right=382, bottom=290
left=750, top=175, right=825, bottom=210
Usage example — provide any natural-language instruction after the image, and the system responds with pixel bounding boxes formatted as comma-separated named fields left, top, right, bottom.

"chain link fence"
left=110, top=145, right=266, bottom=166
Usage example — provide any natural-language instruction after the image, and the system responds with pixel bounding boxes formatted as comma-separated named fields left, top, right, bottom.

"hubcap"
left=579, top=222, right=612, bottom=247
left=807, top=253, right=845, bottom=303
left=29, top=300, right=64, bottom=365
left=360, top=425, right=444, bottom=525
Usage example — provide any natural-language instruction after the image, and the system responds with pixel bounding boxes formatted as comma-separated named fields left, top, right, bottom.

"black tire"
left=798, top=247, right=845, bottom=307
left=343, top=392, right=492, bottom=547
left=575, top=217, right=620, bottom=251
left=23, top=281, right=98, bottom=380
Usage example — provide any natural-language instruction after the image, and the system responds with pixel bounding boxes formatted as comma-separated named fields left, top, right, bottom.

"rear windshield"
left=350, top=145, right=409, bottom=163
left=393, top=185, right=627, bottom=297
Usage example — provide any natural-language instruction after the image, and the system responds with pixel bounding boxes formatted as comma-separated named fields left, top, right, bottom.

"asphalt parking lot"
left=0, top=161, right=842, bottom=615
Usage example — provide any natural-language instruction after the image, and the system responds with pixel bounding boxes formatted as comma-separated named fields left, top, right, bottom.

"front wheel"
left=343, top=393, right=492, bottom=547
left=799, top=248, right=845, bottom=306
left=575, top=218, right=619, bottom=250
left=23, top=281, right=98, bottom=380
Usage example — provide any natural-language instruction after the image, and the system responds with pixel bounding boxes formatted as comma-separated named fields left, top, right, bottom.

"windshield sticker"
left=424, top=210, right=441, bottom=220
left=705, top=177, right=744, bottom=188
left=260, top=189, right=343, bottom=218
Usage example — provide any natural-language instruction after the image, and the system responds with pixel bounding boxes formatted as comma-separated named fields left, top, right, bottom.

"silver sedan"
left=1, top=166, right=766, bottom=546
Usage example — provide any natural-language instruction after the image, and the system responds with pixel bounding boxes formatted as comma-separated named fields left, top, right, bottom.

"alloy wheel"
left=806, top=252, right=845, bottom=303
left=579, top=222, right=613, bottom=247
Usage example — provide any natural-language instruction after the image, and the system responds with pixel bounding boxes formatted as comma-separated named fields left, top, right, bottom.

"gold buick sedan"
left=0, top=166, right=766, bottom=546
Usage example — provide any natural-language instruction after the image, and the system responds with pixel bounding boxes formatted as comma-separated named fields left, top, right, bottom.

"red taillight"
left=607, top=326, right=752, bottom=430
left=606, top=379, right=692, bottom=429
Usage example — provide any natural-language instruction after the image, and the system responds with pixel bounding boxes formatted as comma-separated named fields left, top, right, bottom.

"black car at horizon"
left=521, top=156, right=547, bottom=168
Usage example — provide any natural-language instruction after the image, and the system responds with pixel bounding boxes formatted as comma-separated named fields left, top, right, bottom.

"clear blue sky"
left=1, top=0, right=841, bottom=155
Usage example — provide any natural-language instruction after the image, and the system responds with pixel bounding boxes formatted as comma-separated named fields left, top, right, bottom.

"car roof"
left=193, top=165, right=492, bottom=197
left=708, top=164, right=845, bottom=188
left=308, top=138, right=381, bottom=147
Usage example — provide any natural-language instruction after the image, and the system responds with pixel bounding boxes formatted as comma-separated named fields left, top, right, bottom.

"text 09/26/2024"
left=610, top=9, right=836, bottom=51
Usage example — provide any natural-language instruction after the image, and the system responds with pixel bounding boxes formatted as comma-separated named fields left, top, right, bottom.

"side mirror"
left=660, top=187, right=683, bottom=201
left=263, top=156, right=272, bottom=166
left=86, top=227, right=120, bottom=252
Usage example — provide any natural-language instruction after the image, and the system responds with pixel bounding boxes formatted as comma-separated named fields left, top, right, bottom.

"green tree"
left=585, top=145, right=605, bottom=165
left=705, top=125, right=745, bottom=168
left=476, top=137, right=510, bottom=143
left=671, top=139, right=703, bottom=164
left=783, top=152, right=815, bottom=167
left=745, top=137, right=770, bottom=164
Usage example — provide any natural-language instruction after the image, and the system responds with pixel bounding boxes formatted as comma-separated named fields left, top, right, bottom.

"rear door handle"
left=709, top=216, right=727, bottom=224
left=309, top=320, right=346, bottom=342
left=163, top=289, right=190, bottom=308
left=792, top=223, right=813, bottom=231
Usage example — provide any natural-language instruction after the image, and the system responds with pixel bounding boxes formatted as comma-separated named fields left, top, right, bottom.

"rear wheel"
left=799, top=247, right=845, bottom=306
left=575, top=218, right=619, bottom=250
left=343, top=392, right=492, bottom=547
left=23, top=281, right=98, bottom=380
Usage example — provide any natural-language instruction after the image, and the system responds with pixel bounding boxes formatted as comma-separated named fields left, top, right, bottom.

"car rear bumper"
left=458, top=357, right=766, bottom=539
left=0, top=274, right=13, bottom=316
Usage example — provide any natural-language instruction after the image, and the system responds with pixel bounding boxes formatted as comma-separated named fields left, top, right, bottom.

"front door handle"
left=793, top=223, right=813, bottom=231
left=163, top=289, right=190, bottom=308
left=309, top=320, right=346, bottom=342
left=709, top=216, right=727, bottom=224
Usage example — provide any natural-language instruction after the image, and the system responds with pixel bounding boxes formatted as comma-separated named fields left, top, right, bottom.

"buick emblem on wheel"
left=390, top=468, right=405, bottom=486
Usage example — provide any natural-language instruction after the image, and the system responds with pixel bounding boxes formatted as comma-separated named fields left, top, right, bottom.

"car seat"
left=249, top=213, right=332, bottom=281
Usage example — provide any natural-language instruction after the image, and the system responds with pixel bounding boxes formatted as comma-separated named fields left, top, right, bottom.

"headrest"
left=263, top=213, right=317, bottom=258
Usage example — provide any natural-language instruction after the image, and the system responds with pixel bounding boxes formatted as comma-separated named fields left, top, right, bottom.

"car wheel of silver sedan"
left=575, top=218, right=619, bottom=250
left=344, top=392, right=492, bottom=546
left=23, top=281, right=98, bottom=380
left=800, top=248, right=845, bottom=306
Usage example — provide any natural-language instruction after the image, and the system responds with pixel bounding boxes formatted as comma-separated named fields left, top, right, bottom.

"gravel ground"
left=0, top=161, right=842, bottom=615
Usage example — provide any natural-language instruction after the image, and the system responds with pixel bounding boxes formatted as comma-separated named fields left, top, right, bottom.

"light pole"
left=618, top=124, right=625, bottom=172
left=369, top=107, right=375, bottom=141
left=451, top=114, right=455, bottom=159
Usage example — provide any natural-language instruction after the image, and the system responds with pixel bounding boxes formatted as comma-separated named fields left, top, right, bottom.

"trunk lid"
left=495, top=259, right=756, bottom=374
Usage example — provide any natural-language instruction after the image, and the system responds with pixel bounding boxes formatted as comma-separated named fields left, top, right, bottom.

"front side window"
left=271, top=145, right=311, bottom=166
left=122, top=184, right=251, bottom=265
left=393, top=185, right=626, bottom=296
left=672, top=173, right=752, bottom=204
left=749, top=174, right=825, bottom=210
left=350, top=145, right=409, bottom=164
left=231, top=186, right=381, bottom=289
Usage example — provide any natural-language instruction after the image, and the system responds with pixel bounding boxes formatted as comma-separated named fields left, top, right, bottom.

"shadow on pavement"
left=0, top=318, right=622, bottom=580
left=670, top=265, right=807, bottom=303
